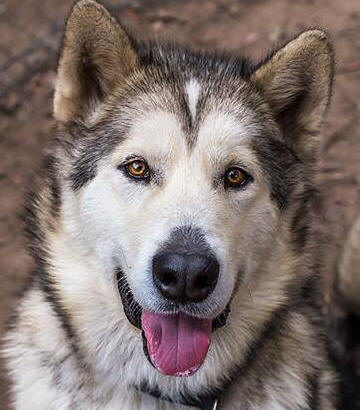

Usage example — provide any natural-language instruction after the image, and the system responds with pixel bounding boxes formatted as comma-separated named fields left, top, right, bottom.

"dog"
left=5, top=0, right=353, bottom=408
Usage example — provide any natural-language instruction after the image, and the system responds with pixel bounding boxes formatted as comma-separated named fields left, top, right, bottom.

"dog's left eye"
left=225, top=167, right=252, bottom=188
left=124, top=160, right=150, bottom=180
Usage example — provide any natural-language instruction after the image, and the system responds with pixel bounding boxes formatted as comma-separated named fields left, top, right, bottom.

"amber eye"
left=125, top=160, right=149, bottom=180
left=225, top=167, right=251, bottom=188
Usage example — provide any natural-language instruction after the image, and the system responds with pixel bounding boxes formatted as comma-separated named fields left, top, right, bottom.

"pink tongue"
left=141, top=310, right=212, bottom=377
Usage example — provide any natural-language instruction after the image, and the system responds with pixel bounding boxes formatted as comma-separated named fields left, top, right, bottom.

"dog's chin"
left=117, top=269, right=231, bottom=376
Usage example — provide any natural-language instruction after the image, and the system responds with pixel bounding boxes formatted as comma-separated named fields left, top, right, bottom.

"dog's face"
left=51, top=0, right=333, bottom=384
left=69, top=77, right=282, bottom=319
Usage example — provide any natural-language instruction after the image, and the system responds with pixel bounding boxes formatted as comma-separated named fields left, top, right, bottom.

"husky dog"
left=4, top=0, right=344, bottom=409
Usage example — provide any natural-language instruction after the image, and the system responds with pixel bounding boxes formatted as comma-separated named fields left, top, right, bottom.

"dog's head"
left=48, top=0, right=333, bottom=386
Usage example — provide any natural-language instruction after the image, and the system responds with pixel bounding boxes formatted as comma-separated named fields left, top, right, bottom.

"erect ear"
left=251, top=30, right=334, bottom=161
left=54, top=0, right=139, bottom=124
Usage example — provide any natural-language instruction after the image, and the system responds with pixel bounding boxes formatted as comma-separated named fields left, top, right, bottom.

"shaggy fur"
left=4, top=1, right=353, bottom=409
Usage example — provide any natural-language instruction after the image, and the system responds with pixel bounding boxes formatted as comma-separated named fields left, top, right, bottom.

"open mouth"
left=117, top=270, right=230, bottom=377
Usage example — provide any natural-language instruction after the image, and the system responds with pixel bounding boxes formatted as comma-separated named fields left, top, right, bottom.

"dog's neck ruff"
left=138, top=384, right=219, bottom=409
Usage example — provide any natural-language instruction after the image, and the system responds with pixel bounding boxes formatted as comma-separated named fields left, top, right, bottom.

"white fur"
left=185, top=78, right=200, bottom=121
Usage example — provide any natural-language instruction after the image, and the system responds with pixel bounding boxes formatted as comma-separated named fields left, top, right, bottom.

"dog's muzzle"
left=116, top=226, right=231, bottom=377
left=117, top=262, right=230, bottom=377
left=116, top=268, right=230, bottom=332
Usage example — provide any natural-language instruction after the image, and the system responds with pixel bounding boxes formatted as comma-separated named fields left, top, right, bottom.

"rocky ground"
left=0, top=0, right=359, bottom=407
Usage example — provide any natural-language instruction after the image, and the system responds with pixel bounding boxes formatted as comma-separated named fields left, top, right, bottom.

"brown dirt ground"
left=0, top=0, right=359, bottom=408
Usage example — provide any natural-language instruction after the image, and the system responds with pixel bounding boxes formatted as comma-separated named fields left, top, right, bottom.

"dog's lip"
left=116, top=269, right=231, bottom=331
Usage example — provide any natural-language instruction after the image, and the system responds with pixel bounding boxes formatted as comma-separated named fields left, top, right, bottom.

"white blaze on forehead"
left=185, top=78, right=200, bottom=121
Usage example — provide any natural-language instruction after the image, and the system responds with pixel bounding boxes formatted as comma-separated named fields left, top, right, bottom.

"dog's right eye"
left=124, top=160, right=150, bottom=181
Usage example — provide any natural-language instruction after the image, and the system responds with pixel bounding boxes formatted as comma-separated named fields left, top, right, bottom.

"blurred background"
left=0, top=0, right=359, bottom=407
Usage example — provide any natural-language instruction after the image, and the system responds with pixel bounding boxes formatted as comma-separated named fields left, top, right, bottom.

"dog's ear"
left=251, top=30, right=334, bottom=161
left=54, top=0, right=138, bottom=124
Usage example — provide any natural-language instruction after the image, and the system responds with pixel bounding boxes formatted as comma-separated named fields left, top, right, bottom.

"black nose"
left=152, top=253, right=220, bottom=303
